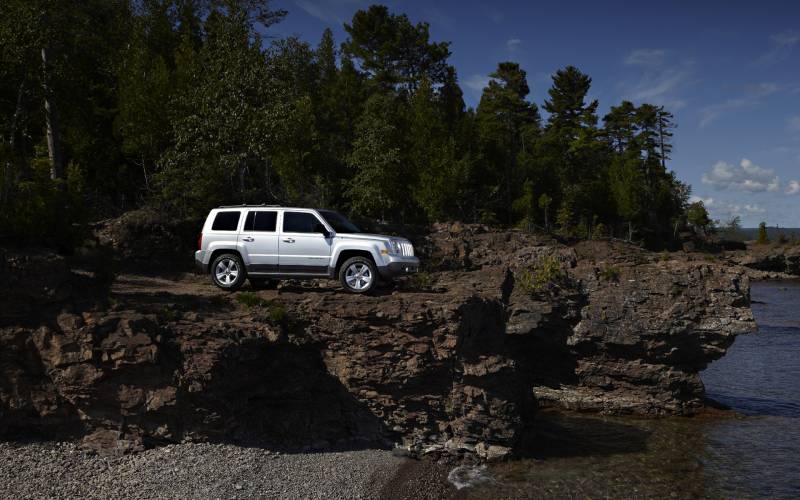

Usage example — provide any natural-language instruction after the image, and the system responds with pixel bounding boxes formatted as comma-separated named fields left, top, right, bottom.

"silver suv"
left=194, top=205, right=419, bottom=293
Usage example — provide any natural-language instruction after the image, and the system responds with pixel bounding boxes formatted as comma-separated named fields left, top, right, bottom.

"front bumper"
left=377, top=255, right=420, bottom=279
left=194, top=250, right=207, bottom=273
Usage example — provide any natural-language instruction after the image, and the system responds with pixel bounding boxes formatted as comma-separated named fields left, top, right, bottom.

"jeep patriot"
left=195, top=205, right=419, bottom=293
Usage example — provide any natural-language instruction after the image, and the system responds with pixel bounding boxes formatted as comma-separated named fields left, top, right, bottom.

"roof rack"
left=217, top=204, right=282, bottom=208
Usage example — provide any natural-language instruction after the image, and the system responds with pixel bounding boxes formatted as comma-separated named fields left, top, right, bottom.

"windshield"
left=318, top=210, right=361, bottom=233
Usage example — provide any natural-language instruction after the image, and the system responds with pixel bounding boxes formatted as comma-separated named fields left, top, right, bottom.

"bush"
left=411, top=271, right=434, bottom=289
left=519, top=255, right=568, bottom=295
left=599, top=265, right=620, bottom=282
left=0, top=161, right=87, bottom=250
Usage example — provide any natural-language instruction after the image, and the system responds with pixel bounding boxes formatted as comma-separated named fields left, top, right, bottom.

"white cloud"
left=758, top=30, right=800, bottom=65
left=744, top=82, right=782, bottom=96
left=293, top=0, right=343, bottom=24
left=701, top=158, right=781, bottom=193
left=624, top=49, right=666, bottom=66
left=788, top=180, right=800, bottom=195
left=699, top=98, right=758, bottom=128
left=506, top=38, right=521, bottom=52
left=619, top=50, right=692, bottom=110
left=691, top=196, right=766, bottom=220
left=464, top=74, right=491, bottom=92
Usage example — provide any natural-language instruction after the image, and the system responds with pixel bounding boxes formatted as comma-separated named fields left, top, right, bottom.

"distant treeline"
left=740, top=228, right=800, bottom=241
left=2, top=1, right=710, bottom=248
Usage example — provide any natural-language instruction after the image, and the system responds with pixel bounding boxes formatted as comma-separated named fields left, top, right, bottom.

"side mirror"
left=314, top=223, right=331, bottom=238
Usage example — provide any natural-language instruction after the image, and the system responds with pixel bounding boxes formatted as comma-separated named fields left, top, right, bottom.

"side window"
left=243, top=211, right=277, bottom=232
left=283, top=212, right=322, bottom=233
left=211, top=211, right=241, bottom=231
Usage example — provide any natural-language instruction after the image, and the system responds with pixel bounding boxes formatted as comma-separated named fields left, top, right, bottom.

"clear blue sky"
left=271, top=0, right=800, bottom=227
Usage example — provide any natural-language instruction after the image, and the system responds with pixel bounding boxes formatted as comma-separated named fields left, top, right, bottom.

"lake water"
left=458, top=280, right=800, bottom=499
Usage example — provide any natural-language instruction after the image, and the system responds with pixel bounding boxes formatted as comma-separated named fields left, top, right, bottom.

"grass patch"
left=235, top=292, right=271, bottom=308
left=235, top=292, right=288, bottom=325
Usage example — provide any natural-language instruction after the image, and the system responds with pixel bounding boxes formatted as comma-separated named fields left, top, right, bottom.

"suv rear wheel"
left=211, top=253, right=247, bottom=291
left=339, top=256, right=377, bottom=294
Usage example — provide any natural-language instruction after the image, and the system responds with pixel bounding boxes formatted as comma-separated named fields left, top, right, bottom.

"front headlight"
left=389, top=239, right=402, bottom=255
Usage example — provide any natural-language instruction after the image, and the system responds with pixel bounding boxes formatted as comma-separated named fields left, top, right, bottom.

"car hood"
left=334, top=233, right=408, bottom=243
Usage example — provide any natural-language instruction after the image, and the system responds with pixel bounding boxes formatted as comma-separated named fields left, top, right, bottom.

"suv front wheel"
left=211, top=253, right=247, bottom=291
left=339, top=257, right=377, bottom=294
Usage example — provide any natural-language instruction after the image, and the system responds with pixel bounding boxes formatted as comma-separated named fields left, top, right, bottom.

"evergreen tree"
left=476, top=62, right=540, bottom=223
left=343, top=5, right=451, bottom=93
left=539, top=66, right=607, bottom=233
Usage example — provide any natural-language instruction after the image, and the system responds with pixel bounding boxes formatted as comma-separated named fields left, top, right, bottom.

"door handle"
left=242, top=236, right=254, bottom=242
left=282, top=238, right=295, bottom=243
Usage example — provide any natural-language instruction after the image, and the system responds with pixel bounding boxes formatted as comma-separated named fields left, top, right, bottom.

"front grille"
left=400, top=242, right=414, bottom=257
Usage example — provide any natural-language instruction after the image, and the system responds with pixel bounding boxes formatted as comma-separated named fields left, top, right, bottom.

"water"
left=459, top=280, right=800, bottom=499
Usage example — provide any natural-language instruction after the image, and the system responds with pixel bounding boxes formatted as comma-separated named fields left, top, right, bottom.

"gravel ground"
left=0, top=441, right=453, bottom=499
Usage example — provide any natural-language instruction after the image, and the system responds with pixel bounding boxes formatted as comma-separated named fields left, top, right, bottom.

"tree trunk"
left=3, top=79, right=27, bottom=203
left=658, top=122, right=667, bottom=170
left=41, top=47, right=65, bottom=181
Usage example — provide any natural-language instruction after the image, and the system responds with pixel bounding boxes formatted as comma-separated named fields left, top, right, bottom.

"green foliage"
left=346, top=93, right=406, bottom=220
left=0, top=160, right=87, bottom=248
left=599, top=265, right=620, bottom=282
left=0, top=1, right=694, bottom=251
left=757, top=222, right=769, bottom=244
left=342, top=5, right=450, bottom=92
left=687, top=201, right=713, bottom=232
left=519, top=256, right=568, bottom=295
left=234, top=293, right=286, bottom=323
left=235, top=292, right=270, bottom=308
left=411, top=271, right=435, bottom=289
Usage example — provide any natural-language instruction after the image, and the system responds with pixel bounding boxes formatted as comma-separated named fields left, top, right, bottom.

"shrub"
left=599, top=265, right=620, bottom=282
left=235, top=292, right=270, bottom=308
left=519, top=255, right=568, bottom=295
left=411, top=271, right=434, bottom=289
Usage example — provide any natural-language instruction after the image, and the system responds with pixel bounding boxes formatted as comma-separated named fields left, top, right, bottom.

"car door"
left=238, top=210, right=280, bottom=273
left=279, top=211, right=332, bottom=274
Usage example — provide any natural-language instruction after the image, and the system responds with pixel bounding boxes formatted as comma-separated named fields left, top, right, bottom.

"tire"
left=339, top=256, right=377, bottom=294
left=249, top=278, right=275, bottom=289
left=210, top=253, right=247, bottom=291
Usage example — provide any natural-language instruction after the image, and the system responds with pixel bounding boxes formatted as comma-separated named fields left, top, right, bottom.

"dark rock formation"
left=726, top=243, right=800, bottom=278
left=1, top=225, right=756, bottom=459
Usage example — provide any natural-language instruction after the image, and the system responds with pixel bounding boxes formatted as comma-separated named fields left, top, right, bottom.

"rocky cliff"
left=0, top=225, right=755, bottom=460
left=725, top=243, right=800, bottom=279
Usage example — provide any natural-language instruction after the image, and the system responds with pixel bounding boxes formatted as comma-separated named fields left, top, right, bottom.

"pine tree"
left=476, top=62, right=540, bottom=224
left=343, top=5, right=451, bottom=93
